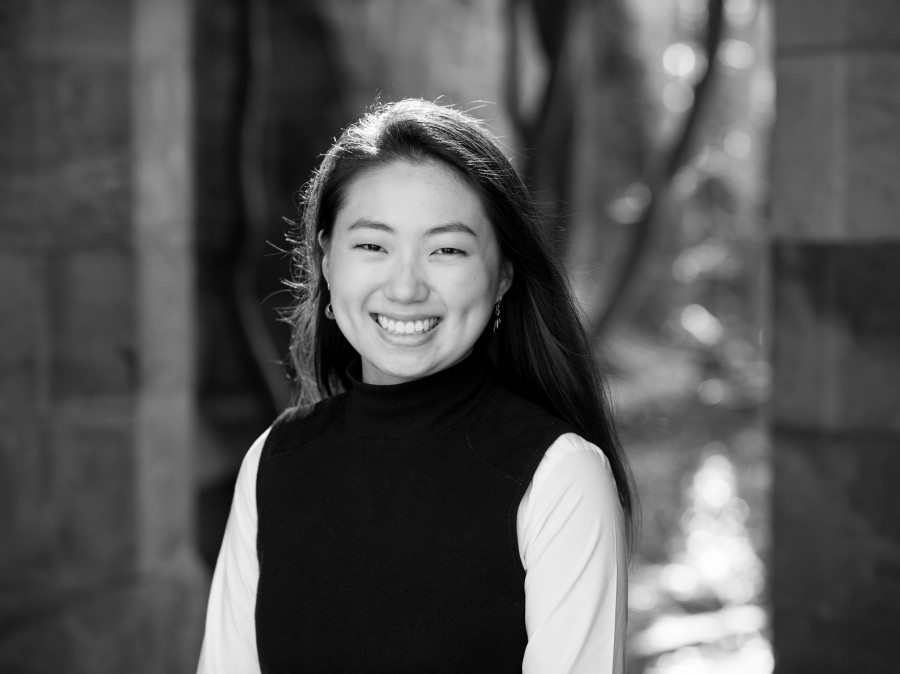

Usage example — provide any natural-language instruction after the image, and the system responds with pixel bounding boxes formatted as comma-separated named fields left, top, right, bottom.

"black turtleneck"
left=255, top=356, right=574, bottom=673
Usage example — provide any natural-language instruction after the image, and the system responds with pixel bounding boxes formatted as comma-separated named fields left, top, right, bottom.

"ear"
left=498, top=258, right=513, bottom=299
left=318, top=230, right=331, bottom=286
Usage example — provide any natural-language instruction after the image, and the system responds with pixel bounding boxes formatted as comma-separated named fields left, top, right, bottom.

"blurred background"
left=1, top=0, right=899, bottom=672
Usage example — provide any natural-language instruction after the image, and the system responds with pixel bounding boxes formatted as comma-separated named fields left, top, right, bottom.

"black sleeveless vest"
left=255, top=357, right=574, bottom=672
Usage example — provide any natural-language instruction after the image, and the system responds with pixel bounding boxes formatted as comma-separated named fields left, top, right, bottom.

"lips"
left=373, top=314, right=441, bottom=336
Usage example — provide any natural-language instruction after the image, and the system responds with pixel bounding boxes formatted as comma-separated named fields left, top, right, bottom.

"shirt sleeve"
left=517, top=432, right=629, bottom=674
left=196, top=428, right=268, bottom=674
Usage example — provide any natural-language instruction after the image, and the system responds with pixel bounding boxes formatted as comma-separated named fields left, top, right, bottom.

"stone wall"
left=771, top=1, right=900, bottom=671
left=0, top=0, right=206, bottom=671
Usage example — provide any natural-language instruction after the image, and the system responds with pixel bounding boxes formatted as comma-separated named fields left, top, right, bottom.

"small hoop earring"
left=325, top=303, right=335, bottom=320
left=493, top=299, right=502, bottom=334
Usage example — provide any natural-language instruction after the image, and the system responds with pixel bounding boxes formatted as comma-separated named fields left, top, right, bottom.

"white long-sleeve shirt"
left=198, top=431, right=628, bottom=673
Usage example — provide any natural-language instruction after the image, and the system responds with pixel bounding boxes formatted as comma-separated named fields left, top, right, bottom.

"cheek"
left=329, top=258, right=361, bottom=294
left=446, top=272, right=496, bottom=316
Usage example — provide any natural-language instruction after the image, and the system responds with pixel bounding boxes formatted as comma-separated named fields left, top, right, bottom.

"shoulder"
left=465, top=382, right=577, bottom=484
left=261, top=394, right=347, bottom=461
left=532, top=433, right=620, bottom=506
left=518, top=432, right=625, bottom=564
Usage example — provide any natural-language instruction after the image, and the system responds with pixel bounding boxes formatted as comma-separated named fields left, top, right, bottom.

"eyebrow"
left=347, top=218, right=393, bottom=233
left=347, top=219, right=478, bottom=237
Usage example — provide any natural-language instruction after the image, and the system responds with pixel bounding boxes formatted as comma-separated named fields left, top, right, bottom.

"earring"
left=325, top=303, right=335, bottom=320
left=493, top=299, right=502, bottom=334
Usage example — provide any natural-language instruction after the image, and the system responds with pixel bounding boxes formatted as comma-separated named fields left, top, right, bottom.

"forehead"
left=334, top=160, right=492, bottom=235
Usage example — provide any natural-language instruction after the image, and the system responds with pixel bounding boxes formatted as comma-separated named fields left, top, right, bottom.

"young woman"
left=198, top=99, right=637, bottom=673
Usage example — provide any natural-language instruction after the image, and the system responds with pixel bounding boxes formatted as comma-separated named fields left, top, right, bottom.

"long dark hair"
left=288, top=99, right=637, bottom=529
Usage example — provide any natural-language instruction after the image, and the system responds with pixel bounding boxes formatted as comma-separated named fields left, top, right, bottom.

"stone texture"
left=777, top=0, right=900, bottom=51
left=846, top=54, right=900, bottom=233
left=0, top=56, right=42, bottom=241
left=0, top=0, right=205, bottom=671
left=0, top=55, right=37, bottom=164
left=773, top=7, right=900, bottom=242
left=50, top=405, right=137, bottom=581
left=772, top=430, right=900, bottom=673
left=135, top=233, right=194, bottom=396
left=0, top=558, right=207, bottom=674
left=33, top=62, right=129, bottom=163
left=0, top=405, right=137, bottom=591
left=772, top=242, right=900, bottom=433
left=0, top=0, right=34, bottom=57
left=132, top=59, right=192, bottom=237
left=35, top=60, right=132, bottom=245
left=771, top=54, right=845, bottom=240
left=50, top=247, right=135, bottom=401
left=0, top=411, right=52, bottom=581
left=26, top=0, right=129, bottom=61
left=773, top=2, right=900, bottom=668
left=0, top=251, right=44, bottom=407
left=0, top=403, right=137, bottom=614
left=772, top=52, right=900, bottom=241
left=131, top=0, right=198, bottom=574
left=136, top=392, right=194, bottom=568
left=0, top=57, right=133, bottom=244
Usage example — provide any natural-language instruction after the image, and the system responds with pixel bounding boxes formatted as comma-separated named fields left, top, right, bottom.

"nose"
left=384, top=253, right=428, bottom=303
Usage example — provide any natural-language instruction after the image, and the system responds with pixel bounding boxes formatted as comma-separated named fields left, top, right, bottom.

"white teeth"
left=374, top=315, right=439, bottom=335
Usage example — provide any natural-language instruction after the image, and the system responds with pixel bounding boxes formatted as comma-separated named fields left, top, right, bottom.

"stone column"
left=771, top=1, right=900, bottom=672
left=0, top=0, right=206, bottom=672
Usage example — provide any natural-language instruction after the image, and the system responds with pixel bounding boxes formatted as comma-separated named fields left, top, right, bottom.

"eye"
left=434, top=247, right=466, bottom=256
left=355, top=243, right=385, bottom=253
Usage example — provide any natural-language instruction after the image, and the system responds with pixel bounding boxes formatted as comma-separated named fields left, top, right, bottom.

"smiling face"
left=321, top=160, right=512, bottom=385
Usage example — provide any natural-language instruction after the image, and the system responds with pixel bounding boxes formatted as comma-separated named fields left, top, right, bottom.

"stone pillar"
left=771, top=1, right=900, bottom=672
left=0, top=0, right=206, bottom=672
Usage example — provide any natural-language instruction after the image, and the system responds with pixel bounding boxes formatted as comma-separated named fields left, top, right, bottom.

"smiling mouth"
left=373, top=314, right=442, bottom=336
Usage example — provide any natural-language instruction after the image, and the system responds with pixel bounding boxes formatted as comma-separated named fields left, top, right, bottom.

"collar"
left=342, top=355, right=492, bottom=439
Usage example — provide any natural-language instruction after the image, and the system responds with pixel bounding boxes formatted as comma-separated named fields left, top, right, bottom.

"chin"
left=368, top=350, right=456, bottom=384
left=384, top=360, right=435, bottom=380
